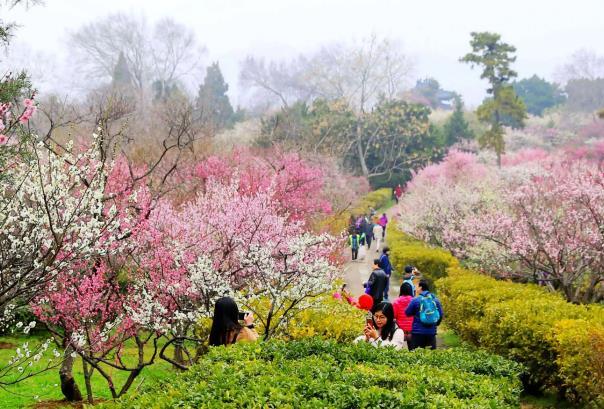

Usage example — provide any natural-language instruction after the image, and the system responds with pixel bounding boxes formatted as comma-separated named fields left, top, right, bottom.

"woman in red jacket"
left=392, top=282, right=414, bottom=349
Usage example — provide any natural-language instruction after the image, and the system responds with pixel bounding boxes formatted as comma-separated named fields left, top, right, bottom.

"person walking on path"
left=405, top=280, right=443, bottom=350
left=363, top=216, right=374, bottom=249
left=378, top=247, right=393, bottom=301
left=364, top=259, right=388, bottom=305
left=394, top=184, right=403, bottom=203
left=378, top=213, right=388, bottom=239
left=392, top=282, right=415, bottom=348
left=372, top=221, right=383, bottom=252
left=349, top=231, right=361, bottom=261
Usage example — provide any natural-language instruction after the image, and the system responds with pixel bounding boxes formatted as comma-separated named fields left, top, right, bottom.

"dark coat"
left=366, top=268, right=388, bottom=305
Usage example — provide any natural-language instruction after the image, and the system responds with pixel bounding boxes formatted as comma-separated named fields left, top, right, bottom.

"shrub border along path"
left=386, top=220, right=604, bottom=407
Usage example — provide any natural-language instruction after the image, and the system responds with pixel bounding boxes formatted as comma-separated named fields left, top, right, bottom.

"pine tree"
left=196, top=62, right=234, bottom=131
left=461, top=32, right=527, bottom=166
left=443, top=97, right=474, bottom=146
left=112, top=51, right=133, bottom=89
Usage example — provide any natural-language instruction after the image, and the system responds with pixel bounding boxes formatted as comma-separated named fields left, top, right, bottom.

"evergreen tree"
left=196, top=62, right=234, bottom=131
left=443, top=98, right=474, bottom=146
left=112, top=51, right=133, bottom=89
left=461, top=32, right=527, bottom=166
left=513, top=75, right=566, bottom=116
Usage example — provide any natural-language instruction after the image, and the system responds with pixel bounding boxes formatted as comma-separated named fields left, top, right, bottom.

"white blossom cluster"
left=0, top=134, right=132, bottom=321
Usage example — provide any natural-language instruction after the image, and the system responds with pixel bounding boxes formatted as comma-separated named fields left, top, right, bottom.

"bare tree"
left=555, top=49, right=604, bottom=84
left=240, top=55, right=315, bottom=110
left=70, top=13, right=149, bottom=91
left=307, top=34, right=414, bottom=113
left=240, top=34, right=413, bottom=113
left=151, top=18, right=205, bottom=87
left=69, top=13, right=205, bottom=94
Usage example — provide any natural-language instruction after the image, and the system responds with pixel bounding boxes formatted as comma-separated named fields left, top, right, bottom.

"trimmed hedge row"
left=111, top=338, right=523, bottom=409
left=387, top=222, right=604, bottom=406
left=386, top=223, right=457, bottom=289
left=321, top=188, right=392, bottom=235
left=441, top=266, right=604, bottom=405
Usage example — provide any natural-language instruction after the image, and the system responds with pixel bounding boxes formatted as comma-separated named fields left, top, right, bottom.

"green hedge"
left=386, top=222, right=604, bottom=406
left=111, top=338, right=523, bottom=409
left=386, top=223, right=457, bottom=289
left=441, top=266, right=604, bottom=406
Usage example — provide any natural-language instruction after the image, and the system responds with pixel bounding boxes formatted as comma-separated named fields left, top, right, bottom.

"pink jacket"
left=378, top=215, right=388, bottom=227
left=392, top=295, right=414, bottom=332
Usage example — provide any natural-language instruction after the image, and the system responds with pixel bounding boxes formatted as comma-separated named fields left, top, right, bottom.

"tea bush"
left=111, top=338, right=523, bottom=409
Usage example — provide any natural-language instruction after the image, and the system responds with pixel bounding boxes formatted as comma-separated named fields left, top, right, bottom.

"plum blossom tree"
left=472, top=159, right=604, bottom=302
left=399, top=149, right=604, bottom=302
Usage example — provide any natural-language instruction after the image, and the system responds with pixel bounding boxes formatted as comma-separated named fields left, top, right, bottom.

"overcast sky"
left=3, top=0, right=604, bottom=107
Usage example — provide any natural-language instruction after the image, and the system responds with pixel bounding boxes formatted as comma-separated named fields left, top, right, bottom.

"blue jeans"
left=383, top=275, right=390, bottom=300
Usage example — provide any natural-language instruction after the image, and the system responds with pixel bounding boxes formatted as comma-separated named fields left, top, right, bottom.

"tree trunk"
left=82, top=357, right=94, bottom=404
left=59, top=344, right=83, bottom=402
left=355, top=120, right=369, bottom=177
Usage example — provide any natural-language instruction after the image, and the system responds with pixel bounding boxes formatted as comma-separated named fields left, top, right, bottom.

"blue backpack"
left=419, top=293, right=440, bottom=325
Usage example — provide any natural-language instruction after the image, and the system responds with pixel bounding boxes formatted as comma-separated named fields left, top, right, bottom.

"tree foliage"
left=443, top=97, right=474, bottom=145
left=512, top=75, right=566, bottom=116
left=461, top=32, right=527, bottom=166
left=195, top=62, right=234, bottom=132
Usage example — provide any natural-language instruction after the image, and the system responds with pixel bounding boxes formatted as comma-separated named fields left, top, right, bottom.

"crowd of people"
left=209, top=189, right=443, bottom=353
left=348, top=212, right=389, bottom=261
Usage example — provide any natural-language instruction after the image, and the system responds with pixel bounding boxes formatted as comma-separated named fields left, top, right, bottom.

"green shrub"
left=551, top=319, right=604, bottom=406
left=110, top=338, right=523, bottom=409
left=385, top=223, right=604, bottom=405
left=283, top=294, right=366, bottom=342
left=387, top=223, right=457, bottom=289
left=439, top=266, right=604, bottom=404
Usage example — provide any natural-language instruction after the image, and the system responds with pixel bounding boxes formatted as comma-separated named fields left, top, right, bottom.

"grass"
left=440, top=328, right=462, bottom=348
left=0, top=333, right=177, bottom=409
left=520, top=393, right=578, bottom=408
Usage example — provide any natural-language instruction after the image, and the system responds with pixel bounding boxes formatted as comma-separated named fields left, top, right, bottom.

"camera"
left=238, top=311, right=249, bottom=321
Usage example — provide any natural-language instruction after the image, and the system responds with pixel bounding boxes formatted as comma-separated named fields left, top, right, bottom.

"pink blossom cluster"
left=399, top=148, right=604, bottom=302
left=18, top=98, right=36, bottom=124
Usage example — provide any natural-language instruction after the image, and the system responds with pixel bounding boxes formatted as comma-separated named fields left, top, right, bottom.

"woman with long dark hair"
left=354, top=302, right=406, bottom=349
left=209, top=297, right=258, bottom=346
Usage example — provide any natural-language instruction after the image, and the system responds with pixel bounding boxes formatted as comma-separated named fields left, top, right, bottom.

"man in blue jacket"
left=404, top=280, right=443, bottom=350
left=378, top=247, right=393, bottom=300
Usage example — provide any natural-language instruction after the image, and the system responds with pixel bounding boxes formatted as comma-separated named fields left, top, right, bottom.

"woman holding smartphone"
left=209, top=297, right=259, bottom=346
left=354, top=302, right=406, bottom=350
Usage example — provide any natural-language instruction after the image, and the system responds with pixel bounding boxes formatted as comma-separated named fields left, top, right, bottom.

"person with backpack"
left=404, top=280, right=443, bottom=350
left=349, top=231, right=361, bottom=261
left=364, top=259, right=388, bottom=305
left=392, top=282, right=414, bottom=349
left=378, top=247, right=393, bottom=301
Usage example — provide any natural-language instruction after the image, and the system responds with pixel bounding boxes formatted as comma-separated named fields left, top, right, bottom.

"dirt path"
left=342, top=205, right=400, bottom=300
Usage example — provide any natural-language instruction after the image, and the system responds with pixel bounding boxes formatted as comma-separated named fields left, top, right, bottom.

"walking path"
left=342, top=205, right=400, bottom=300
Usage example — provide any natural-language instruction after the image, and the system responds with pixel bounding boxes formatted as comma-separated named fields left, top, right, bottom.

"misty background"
left=3, top=0, right=603, bottom=107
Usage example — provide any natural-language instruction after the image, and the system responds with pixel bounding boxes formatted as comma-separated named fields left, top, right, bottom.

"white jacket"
left=354, top=328, right=406, bottom=350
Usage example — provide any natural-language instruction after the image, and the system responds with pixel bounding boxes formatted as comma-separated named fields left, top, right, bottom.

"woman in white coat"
left=354, top=302, right=406, bottom=350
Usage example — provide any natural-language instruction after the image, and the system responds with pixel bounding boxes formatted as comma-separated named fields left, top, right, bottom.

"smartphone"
left=238, top=311, right=249, bottom=321
left=365, top=312, right=374, bottom=327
